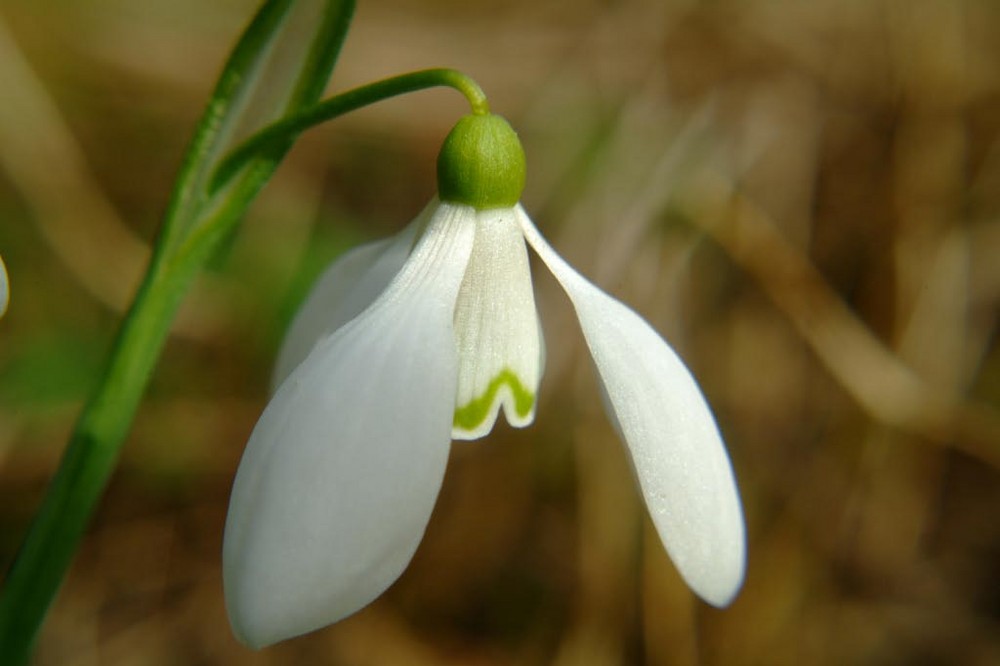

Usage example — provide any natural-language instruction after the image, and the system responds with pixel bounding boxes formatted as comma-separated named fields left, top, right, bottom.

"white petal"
left=518, top=206, right=745, bottom=607
left=452, top=208, right=544, bottom=440
left=224, top=202, right=476, bottom=648
left=0, top=255, right=7, bottom=318
left=271, top=201, right=432, bottom=390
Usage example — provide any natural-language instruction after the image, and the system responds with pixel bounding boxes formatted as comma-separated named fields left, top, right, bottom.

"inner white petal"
left=452, top=207, right=544, bottom=440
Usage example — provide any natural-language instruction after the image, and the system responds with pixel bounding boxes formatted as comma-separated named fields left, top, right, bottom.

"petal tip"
left=694, top=550, right=746, bottom=608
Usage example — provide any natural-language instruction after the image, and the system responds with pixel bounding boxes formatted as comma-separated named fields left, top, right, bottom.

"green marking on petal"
left=454, top=368, right=535, bottom=431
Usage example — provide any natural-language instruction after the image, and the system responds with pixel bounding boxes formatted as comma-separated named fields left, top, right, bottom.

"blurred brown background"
left=1, top=0, right=999, bottom=664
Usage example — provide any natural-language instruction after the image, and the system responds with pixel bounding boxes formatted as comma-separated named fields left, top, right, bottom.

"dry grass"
left=0, top=0, right=998, bottom=664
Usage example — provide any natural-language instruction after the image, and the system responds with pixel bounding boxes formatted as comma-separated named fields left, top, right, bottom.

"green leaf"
left=0, top=2, right=357, bottom=663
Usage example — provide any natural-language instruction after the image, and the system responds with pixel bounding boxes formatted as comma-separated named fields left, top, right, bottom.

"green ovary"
left=454, top=368, right=535, bottom=431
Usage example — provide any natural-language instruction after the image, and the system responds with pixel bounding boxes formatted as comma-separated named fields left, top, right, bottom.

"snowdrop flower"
left=223, top=114, right=745, bottom=648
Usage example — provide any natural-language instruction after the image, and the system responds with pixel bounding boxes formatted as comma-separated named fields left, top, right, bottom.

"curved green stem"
left=210, top=68, right=488, bottom=193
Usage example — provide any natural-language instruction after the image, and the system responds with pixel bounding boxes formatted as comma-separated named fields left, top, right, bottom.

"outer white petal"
left=517, top=206, right=745, bottom=607
left=0, top=255, right=7, bottom=318
left=452, top=207, right=544, bottom=440
left=224, top=203, right=476, bottom=648
left=271, top=201, right=432, bottom=390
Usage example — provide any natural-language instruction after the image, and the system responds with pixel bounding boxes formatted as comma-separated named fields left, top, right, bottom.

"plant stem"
left=210, top=68, right=489, bottom=193
left=0, top=0, right=356, bottom=661
left=0, top=259, right=184, bottom=663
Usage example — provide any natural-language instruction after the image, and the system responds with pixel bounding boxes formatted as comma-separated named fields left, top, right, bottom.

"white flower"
left=223, top=115, right=745, bottom=649
left=0, top=254, right=8, bottom=318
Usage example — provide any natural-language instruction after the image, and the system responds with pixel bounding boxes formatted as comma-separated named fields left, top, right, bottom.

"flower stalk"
left=210, top=68, right=489, bottom=193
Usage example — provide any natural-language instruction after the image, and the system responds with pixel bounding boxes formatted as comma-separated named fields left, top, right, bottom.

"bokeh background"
left=1, top=0, right=999, bottom=663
